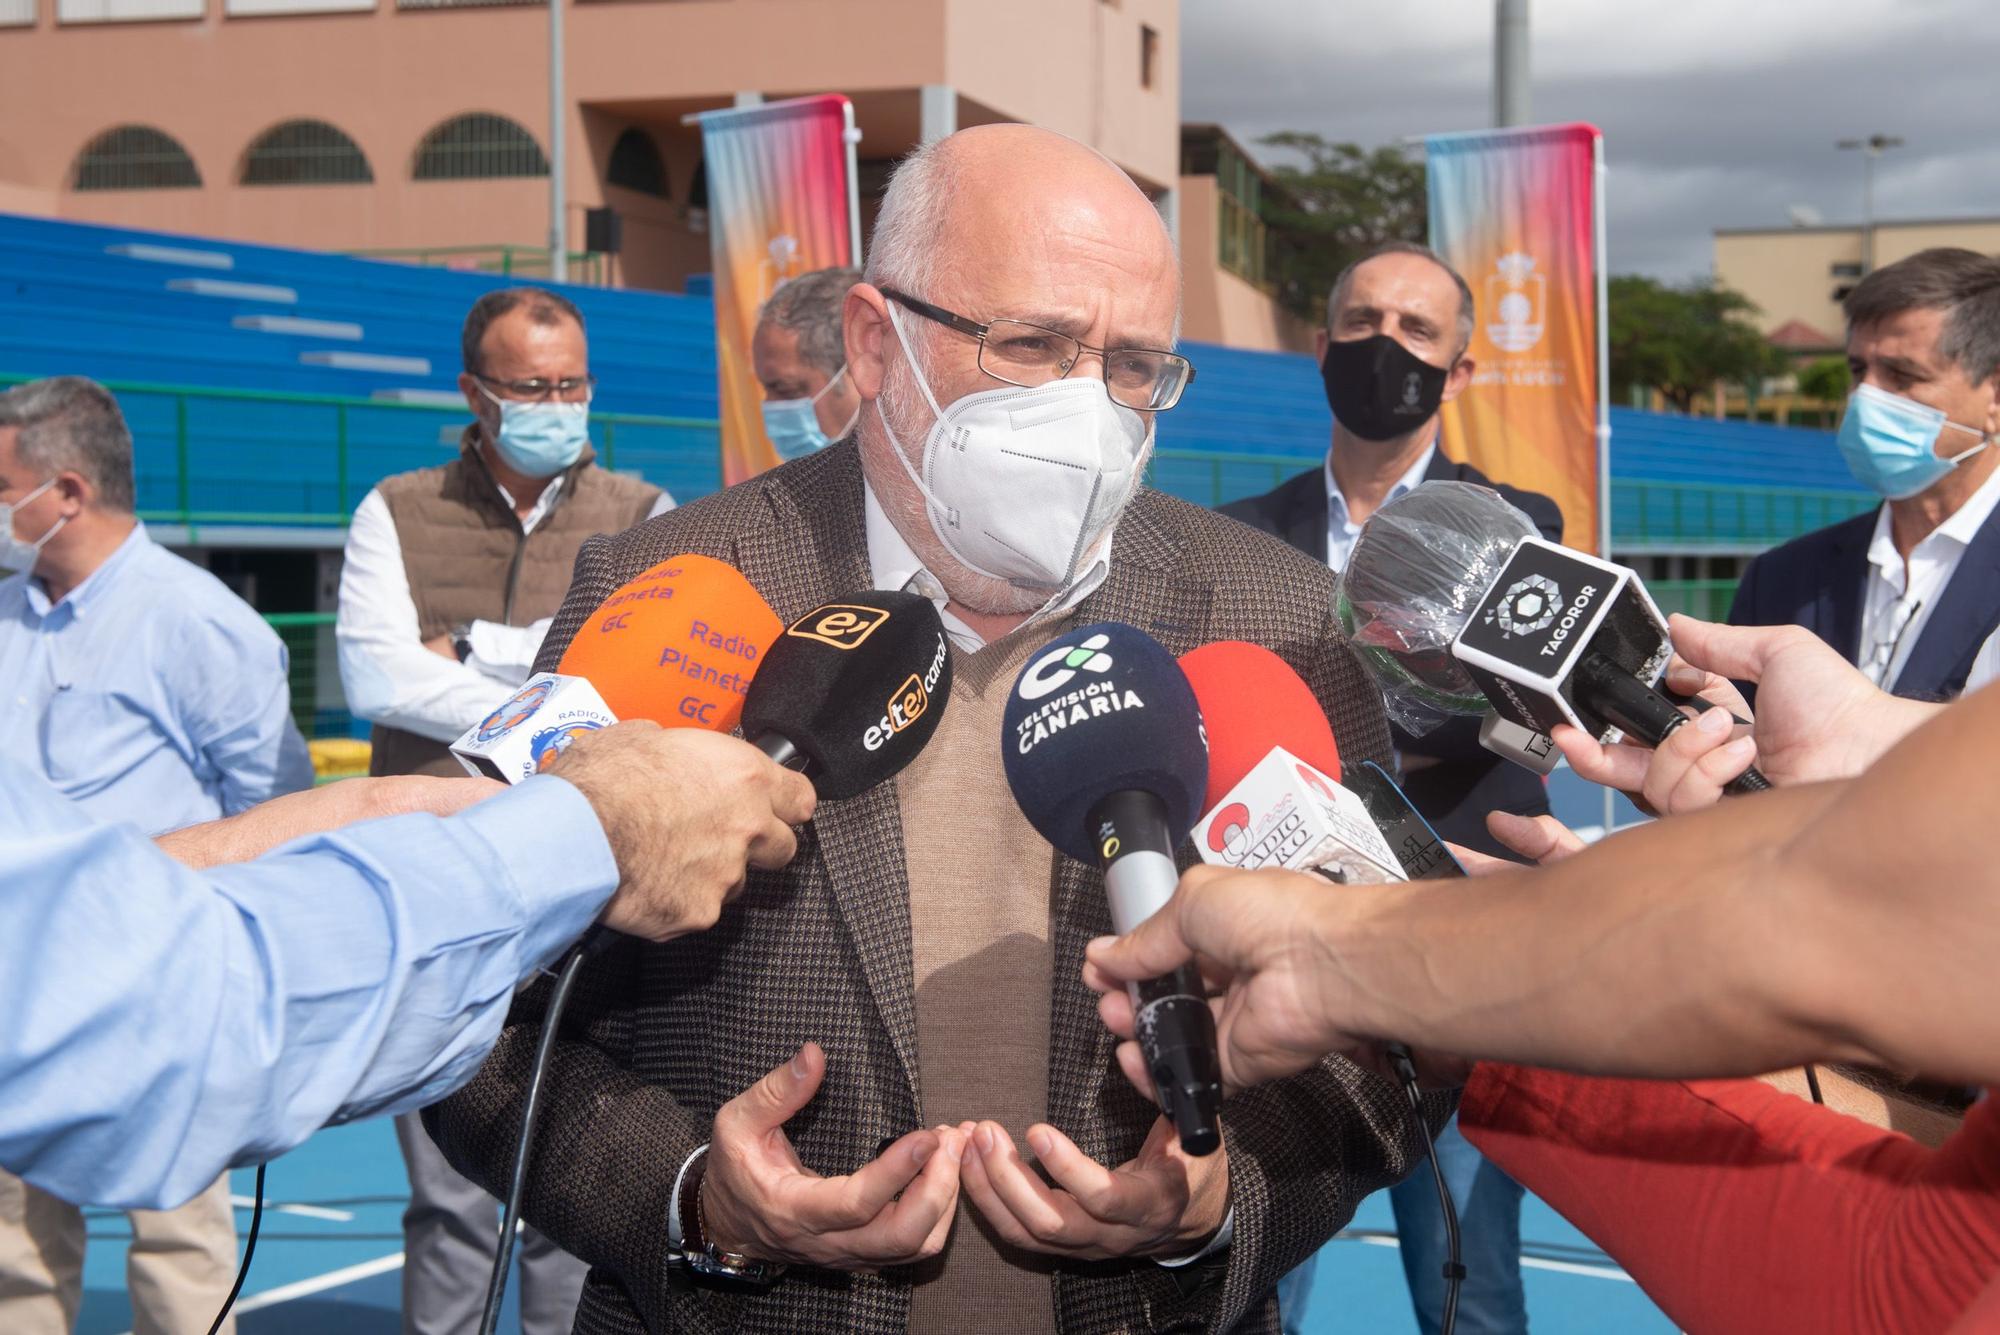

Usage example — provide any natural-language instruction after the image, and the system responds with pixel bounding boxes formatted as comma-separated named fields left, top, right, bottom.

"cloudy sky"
left=1181, top=0, right=2000, bottom=280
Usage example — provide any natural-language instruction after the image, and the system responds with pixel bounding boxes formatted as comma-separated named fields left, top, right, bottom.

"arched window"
left=72, top=125, right=200, bottom=191
left=606, top=127, right=668, bottom=199
left=242, top=120, right=372, bottom=186
left=412, top=113, right=547, bottom=181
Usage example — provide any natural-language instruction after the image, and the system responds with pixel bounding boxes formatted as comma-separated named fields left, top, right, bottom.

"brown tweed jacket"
left=426, top=440, right=1453, bottom=1334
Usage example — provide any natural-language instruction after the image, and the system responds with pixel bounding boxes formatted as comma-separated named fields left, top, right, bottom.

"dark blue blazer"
left=1219, top=450, right=1565, bottom=858
left=1728, top=501, right=2000, bottom=701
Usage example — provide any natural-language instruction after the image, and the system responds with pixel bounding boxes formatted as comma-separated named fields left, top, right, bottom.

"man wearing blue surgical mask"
left=333, top=286, right=672, bottom=1335
left=1731, top=248, right=2000, bottom=701
left=753, top=265, right=864, bottom=463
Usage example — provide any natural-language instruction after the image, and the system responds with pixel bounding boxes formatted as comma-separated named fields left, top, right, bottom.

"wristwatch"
left=450, top=623, right=474, bottom=663
left=675, top=1149, right=787, bottom=1286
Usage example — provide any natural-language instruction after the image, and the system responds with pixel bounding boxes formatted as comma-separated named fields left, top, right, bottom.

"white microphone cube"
left=1192, top=747, right=1405, bottom=885
left=449, top=672, right=618, bottom=784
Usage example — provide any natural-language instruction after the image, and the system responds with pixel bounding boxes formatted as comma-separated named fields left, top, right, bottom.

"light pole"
left=1494, top=0, right=1530, bottom=127
left=548, top=0, right=567, bottom=282
left=1836, top=134, right=1903, bottom=274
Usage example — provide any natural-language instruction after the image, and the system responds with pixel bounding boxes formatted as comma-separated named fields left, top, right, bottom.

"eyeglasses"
left=472, top=372, right=596, bottom=404
left=881, top=289, right=1195, bottom=412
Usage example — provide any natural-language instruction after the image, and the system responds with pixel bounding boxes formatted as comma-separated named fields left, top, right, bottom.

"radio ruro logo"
left=1484, top=575, right=1561, bottom=639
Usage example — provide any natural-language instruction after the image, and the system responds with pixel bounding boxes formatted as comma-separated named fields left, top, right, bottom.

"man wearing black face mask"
left=1220, top=240, right=1560, bottom=1335
left=1222, top=242, right=1563, bottom=852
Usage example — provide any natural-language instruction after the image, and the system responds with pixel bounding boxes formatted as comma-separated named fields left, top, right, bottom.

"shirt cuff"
left=1155, top=1206, right=1234, bottom=1268
left=450, top=775, right=621, bottom=974
left=666, top=1143, right=710, bottom=1252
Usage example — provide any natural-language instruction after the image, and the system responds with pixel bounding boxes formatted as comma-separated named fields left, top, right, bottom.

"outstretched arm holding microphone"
left=1087, top=633, right=2000, bottom=1092
left=1552, top=613, right=1947, bottom=813
left=0, top=721, right=812, bottom=1212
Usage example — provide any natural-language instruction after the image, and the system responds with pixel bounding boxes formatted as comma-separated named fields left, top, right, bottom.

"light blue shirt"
left=0, top=761, right=618, bottom=1210
left=0, top=523, right=314, bottom=833
left=1325, top=442, right=1437, bottom=572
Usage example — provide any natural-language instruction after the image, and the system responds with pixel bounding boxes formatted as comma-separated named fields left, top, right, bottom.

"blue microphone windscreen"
left=1001, top=621, right=1209, bottom=863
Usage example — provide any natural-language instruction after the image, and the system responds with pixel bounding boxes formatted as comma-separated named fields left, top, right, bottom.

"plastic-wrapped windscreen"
left=1333, top=480, right=1538, bottom=735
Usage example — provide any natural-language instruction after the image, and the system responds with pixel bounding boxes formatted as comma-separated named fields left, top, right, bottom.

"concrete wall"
left=1177, top=174, right=1313, bottom=353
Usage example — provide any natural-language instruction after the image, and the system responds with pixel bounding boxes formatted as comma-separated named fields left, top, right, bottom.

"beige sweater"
left=903, top=625, right=1069, bottom=1335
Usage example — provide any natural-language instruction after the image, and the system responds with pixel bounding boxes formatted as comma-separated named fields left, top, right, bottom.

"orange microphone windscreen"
left=1178, top=641, right=1342, bottom=810
left=558, top=553, right=782, bottom=732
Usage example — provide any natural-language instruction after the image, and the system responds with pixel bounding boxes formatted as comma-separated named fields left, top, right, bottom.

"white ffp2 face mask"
left=876, top=303, right=1152, bottom=595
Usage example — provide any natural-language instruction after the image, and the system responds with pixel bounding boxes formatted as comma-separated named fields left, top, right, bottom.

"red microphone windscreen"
left=1178, top=641, right=1341, bottom=809
left=558, top=553, right=782, bottom=732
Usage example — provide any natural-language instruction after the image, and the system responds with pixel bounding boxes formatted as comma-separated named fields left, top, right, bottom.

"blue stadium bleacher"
left=0, top=209, right=1872, bottom=551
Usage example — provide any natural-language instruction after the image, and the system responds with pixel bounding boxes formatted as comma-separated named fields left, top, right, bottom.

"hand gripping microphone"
left=1178, top=641, right=1402, bottom=884
left=451, top=553, right=785, bottom=779
left=442, top=553, right=790, bottom=1335
left=1336, top=481, right=1771, bottom=796
left=741, top=590, right=953, bottom=799
left=1001, top=621, right=1222, bottom=1156
left=1180, top=641, right=1466, bottom=1335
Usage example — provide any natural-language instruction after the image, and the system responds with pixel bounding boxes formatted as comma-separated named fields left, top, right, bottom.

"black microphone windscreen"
left=1334, top=480, right=1538, bottom=731
left=1001, top=621, right=1208, bottom=863
left=741, top=590, right=953, bottom=800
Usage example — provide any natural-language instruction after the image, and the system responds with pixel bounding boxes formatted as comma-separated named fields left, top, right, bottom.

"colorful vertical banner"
left=692, top=94, right=861, bottom=487
left=1426, top=123, right=1607, bottom=553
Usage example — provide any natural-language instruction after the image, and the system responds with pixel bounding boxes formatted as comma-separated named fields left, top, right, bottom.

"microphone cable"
left=1386, top=1044, right=1461, bottom=1335
left=477, top=940, right=590, bottom=1335
left=205, top=1162, right=265, bottom=1335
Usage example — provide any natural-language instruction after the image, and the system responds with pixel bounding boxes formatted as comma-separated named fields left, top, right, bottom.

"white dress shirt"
left=861, top=482, right=1109, bottom=652
left=1856, top=462, right=2000, bottom=688
left=1325, top=442, right=1436, bottom=571
left=338, top=471, right=674, bottom=743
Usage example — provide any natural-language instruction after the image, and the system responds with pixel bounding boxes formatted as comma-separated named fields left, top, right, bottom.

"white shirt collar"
left=1864, top=458, right=2000, bottom=592
left=1325, top=441, right=1438, bottom=525
left=861, top=481, right=1110, bottom=652
left=494, top=473, right=566, bottom=536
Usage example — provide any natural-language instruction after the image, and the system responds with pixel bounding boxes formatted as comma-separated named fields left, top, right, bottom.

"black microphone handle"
left=751, top=730, right=819, bottom=780
left=1087, top=788, right=1223, bottom=1157
left=1572, top=653, right=1771, bottom=796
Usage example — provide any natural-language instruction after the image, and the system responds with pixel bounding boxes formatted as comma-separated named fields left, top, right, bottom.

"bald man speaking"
left=429, top=126, right=1447, bottom=1335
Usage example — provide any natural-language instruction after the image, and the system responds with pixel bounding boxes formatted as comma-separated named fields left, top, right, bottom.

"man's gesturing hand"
left=701, top=1043, right=966, bottom=1269
left=544, top=722, right=816, bottom=942
left=958, top=1116, right=1229, bottom=1262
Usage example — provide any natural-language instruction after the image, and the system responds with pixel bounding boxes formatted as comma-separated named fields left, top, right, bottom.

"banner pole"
left=1594, top=131, right=1616, bottom=838
left=843, top=103, right=863, bottom=266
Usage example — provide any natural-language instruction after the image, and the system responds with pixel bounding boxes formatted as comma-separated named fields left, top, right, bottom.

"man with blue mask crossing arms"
left=1724, top=248, right=2000, bottom=702
left=430, top=124, right=1446, bottom=1335
left=335, top=285, right=673, bottom=1335
left=755, top=265, right=864, bottom=461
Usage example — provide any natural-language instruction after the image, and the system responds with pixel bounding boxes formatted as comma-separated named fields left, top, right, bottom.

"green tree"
left=1256, top=133, right=1428, bottom=323
left=1607, top=275, right=1785, bottom=413
left=1795, top=355, right=1851, bottom=403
